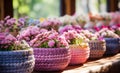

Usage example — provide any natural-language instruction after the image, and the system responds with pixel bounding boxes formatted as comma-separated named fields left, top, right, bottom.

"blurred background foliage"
left=13, top=0, right=60, bottom=18
left=13, top=0, right=107, bottom=18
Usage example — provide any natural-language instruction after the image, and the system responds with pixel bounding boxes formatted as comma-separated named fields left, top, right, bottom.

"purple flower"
left=58, top=35, right=69, bottom=47
left=59, top=25, right=73, bottom=34
left=40, top=18, right=62, bottom=31
left=4, top=16, right=10, bottom=20
left=5, top=34, right=17, bottom=41
left=6, top=18, right=16, bottom=26
left=0, top=33, right=5, bottom=41
left=0, top=33, right=16, bottom=44
left=0, top=20, right=4, bottom=24
left=18, top=18, right=25, bottom=26
left=17, top=26, right=40, bottom=43
left=48, top=40, right=55, bottom=47
left=30, top=26, right=40, bottom=35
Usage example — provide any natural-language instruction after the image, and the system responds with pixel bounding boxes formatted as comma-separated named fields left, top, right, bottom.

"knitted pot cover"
left=0, top=48, right=35, bottom=73
left=34, top=48, right=71, bottom=71
left=104, top=38, right=120, bottom=55
left=89, top=40, right=106, bottom=59
left=69, top=45, right=90, bottom=65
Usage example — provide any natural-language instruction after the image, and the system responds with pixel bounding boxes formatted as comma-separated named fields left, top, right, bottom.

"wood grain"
left=33, top=53, right=120, bottom=73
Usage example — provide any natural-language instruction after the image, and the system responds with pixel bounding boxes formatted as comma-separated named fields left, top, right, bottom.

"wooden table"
left=33, top=53, right=120, bottom=73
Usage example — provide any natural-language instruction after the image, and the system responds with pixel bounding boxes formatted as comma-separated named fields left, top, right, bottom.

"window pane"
left=13, top=0, right=60, bottom=18
left=76, top=0, right=107, bottom=14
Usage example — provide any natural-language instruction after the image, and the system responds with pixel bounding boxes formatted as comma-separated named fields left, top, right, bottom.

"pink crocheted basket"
left=89, top=40, right=106, bottom=59
left=33, top=48, right=71, bottom=71
left=69, top=45, right=90, bottom=65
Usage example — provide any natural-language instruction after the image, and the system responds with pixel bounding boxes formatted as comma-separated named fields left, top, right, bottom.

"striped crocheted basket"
left=34, top=48, right=71, bottom=71
left=0, top=48, right=35, bottom=73
left=88, top=40, right=106, bottom=59
left=104, top=38, right=120, bottom=55
left=69, top=45, right=90, bottom=65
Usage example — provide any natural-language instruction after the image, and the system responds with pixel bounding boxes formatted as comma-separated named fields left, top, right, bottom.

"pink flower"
left=0, top=33, right=5, bottom=40
left=48, top=33, right=58, bottom=39
left=39, top=29, right=48, bottom=33
left=48, top=40, right=55, bottom=47
left=58, top=35, right=69, bottom=47
left=30, top=26, right=40, bottom=35
left=4, top=16, right=10, bottom=20
left=5, top=34, right=17, bottom=42
left=17, top=26, right=40, bottom=42
left=29, top=30, right=69, bottom=48
left=0, top=33, right=17, bottom=44
left=98, top=36, right=104, bottom=41
left=94, top=26, right=100, bottom=31
left=59, top=25, right=73, bottom=34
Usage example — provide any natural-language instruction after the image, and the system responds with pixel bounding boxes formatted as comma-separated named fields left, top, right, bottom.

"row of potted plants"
left=0, top=13, right=120, bottom=72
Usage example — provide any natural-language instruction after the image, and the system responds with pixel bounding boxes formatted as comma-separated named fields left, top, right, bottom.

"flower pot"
left=104, top=38, right=120, bottom=55
left=88, top=40, right=106, bottom=59
left=33, top=48, right=71, bottom=71
left=69, top=45, right=90, bottom=65
left=0, top=48, right=35, bottom=73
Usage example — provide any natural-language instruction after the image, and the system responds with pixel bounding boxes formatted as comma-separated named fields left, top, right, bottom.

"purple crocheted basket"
left=69, top=45, right=90, bottom=65
left=0, top=48, right=35, bottom=73
left=89, top=40, right=106, bottom=59
left=33, top=48, right=71, bottom=71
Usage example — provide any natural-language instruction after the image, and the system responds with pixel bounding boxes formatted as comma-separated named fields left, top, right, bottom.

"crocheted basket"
left=69, top=45, right=90, bottom=65
left=104, top=38, right=120, bottom=55
left=88, top=40, right=106, bottom=59
left=34, top=48, right=71, bottom=71
left=0, top=48, right=35, bottom=73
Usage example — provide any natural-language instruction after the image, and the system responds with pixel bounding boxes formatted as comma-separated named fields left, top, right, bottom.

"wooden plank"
left=33, top=53, right=120, bottom=73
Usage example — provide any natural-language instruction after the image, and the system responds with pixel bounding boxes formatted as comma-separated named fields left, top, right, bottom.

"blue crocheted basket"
left=0, top=48, right=35, bottom=73
left=104, top=38, right=120, bottom=55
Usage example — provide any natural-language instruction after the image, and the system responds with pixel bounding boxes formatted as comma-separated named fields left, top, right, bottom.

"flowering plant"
left=80, top=30, right=104, bottom=41
left=110, top=24, right=120, bottom=36
left=73, top=14, right=88, bottom=28
left=17, top=26, right=40, bottom=43
left=75, top=15, right=86, bottom=24
left=0, top=33, right=30, bottom=51
left=114, top=27, right=120, bottom=36
left=110, top=12, right=120, bottom=25
left=39, top=18, right=62, bottom=31
left=60, top=15, right=78, bottom=26
left=62, top=30, right=89, bottom=48
left=28, top=18, right=40, bottom=26
left=59, top=24, right=81, bottom=34
left=98, top=28, right=119, bottom=38
left=30, top=30, right=68, bottom=48
left=0, top=16, right=28, bottom=36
